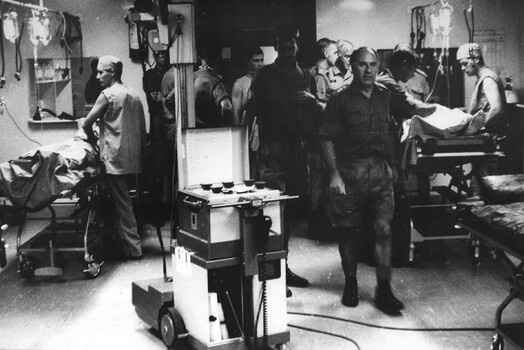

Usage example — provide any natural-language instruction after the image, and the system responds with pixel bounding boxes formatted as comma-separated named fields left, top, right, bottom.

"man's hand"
left=83, top=125, right=97, bottom=145
left=150, top=91, right=162, bottom=103
left=415, top=103, right=438, bottom=118
left=329, top=171, right=346, bottom=195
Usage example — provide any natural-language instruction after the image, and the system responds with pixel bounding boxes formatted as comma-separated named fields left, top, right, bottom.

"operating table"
left=0, top=133, right=103, bottom=278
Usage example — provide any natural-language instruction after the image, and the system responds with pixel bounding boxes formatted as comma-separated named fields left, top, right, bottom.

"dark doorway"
left=194, top=0, right=317, bottom=90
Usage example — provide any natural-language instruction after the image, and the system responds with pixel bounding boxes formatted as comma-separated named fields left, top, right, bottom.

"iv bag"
left=439, top=4, right=453, bottom=37
left=429, top=12, right=440, bottom=35
left=27, top=11, right=40, bottom=46
left=3, top=11, right=20, bottom=43
left=27, top=10, right=52, bottom=46
left=38, top=11, right=52, bottom=46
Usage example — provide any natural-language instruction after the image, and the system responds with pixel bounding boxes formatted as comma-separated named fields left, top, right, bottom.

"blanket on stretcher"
left=471, top=202, right=524, bottom=237
left=400, top=105, right=486, bottom=176
left=0, top=134, right=100, bottom=211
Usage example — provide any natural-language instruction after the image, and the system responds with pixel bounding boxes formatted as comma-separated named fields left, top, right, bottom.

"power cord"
left=288, top=311, right=493, bottom=332
left=4, top=103, right=42, bottom=146
left=288, top=323, right=361, bottom=350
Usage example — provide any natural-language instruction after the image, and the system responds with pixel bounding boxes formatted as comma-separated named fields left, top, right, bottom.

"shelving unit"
left=27, top=119, right=77, bottom=125
left=28, top=58, right=73, bottom=122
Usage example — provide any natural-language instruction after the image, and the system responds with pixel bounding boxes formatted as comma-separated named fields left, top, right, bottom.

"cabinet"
left=28, top=58, right=73, bottom=121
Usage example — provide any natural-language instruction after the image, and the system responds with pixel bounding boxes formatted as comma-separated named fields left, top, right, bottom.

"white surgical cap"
left=98, top=55, right=123, bottom=80
left=456, top=43, right=482, bottom=61
left=98, top=55, right=121, bottom=71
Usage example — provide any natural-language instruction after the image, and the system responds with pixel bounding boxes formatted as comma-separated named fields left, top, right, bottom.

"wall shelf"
left=29, top=58, right=73, bottom=119
left=28, top=119, right=77, bottom=125
left=35, top=79, right=71, bottom=85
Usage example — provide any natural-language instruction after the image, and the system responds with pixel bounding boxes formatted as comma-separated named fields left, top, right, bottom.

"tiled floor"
left=0, top=216, right=522, bottom=350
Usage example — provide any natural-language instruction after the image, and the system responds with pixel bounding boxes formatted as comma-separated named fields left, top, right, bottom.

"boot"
left=286, top=266, right=309, bottom=288
left=374, top=280, right=404, bottom=316
left=341, top=276, right=359, bottom=307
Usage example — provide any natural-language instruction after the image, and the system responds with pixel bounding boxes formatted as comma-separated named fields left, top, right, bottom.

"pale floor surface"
left=0, top=218, right=522, bottom=350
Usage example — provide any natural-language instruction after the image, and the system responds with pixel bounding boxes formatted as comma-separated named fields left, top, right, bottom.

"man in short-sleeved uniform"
left=320, top=47, right=404, bottom=315
left=83, top=55, right=146, bottom=275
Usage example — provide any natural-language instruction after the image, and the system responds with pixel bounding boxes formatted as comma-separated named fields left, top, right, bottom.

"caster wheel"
left=471, top=256, right=481, bottom=268
left=82, top=260, right=104, bottom=279
left=159, top=305, right=186, bottom=348
left=0, top=239, right=7, bottom=269
left=491, top=334, right=504, bottom=350
left=18, top=255, right=36, bottom=279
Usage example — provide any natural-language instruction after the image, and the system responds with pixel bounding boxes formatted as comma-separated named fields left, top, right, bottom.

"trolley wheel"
left=18, top=255, right=36, bottom=279
left=407, top=242, right=417, bottom=267
left=491, top=334, right=504, bottom=350
left=83, top=260, right=103, bottom=279
left=467, top=241, right=481, bottom=268
left=0, top=239, right=7, bottom=269
left=159, top=305, right=186, bottom=348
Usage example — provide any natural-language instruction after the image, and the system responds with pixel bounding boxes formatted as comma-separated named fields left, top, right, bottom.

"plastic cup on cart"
left=254, top=181, right=266, bottom=190
left=211, top=185, right=223, bottom=194
left=200, top=183, right=212, bottom=191
left=222, top=181, right=235, bottom=189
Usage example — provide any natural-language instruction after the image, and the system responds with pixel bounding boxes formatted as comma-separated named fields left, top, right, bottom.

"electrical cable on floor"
left=288, top=311, right=494, bottom=332
left=288, top=323, right=361, bottom=350
left=4, top=104, right=42, bottom=146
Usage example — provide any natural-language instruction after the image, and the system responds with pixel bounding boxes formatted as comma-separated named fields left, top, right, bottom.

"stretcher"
left=0, top=132, right=103, bottom=278
left=407, top=149, right=504, bottom=261
left=399, top=107, right=505, bottom=260
left=457, top=174, right=524, bottom=350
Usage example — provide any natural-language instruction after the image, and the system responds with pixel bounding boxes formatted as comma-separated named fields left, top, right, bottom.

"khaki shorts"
left=330, top=157, right=394, bottom=228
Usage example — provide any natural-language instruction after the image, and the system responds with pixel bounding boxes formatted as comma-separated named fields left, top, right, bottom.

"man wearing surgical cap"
left=456, top=42, right=506, bottom=134
left=456, top=43, right=507, bottom=194
left=82, top=55, right=147, bottom=275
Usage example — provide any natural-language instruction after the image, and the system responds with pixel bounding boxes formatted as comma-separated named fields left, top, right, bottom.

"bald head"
left=98, top=55, right=123, bottom=81
left=350, top=47, right=379, bottom=66
left=350, top=47, right=379, bottom=89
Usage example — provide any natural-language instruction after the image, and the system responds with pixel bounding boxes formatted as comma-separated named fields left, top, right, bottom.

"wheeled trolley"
left=13, top=178, right=103, bottom=279
left=132, top=126, right=294, bottom=349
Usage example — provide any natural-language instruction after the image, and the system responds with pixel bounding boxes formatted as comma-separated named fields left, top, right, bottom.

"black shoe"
left=286, top=287, right=292, bottom=298
left=341, top=276, right=359, bottom=307
left=375, top=284, right=404, bottom=316
left=286, top=268, right=309, bottom=288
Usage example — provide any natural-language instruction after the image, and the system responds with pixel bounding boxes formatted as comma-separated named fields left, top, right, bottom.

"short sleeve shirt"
left=100, top=84, right=146, bottom=175
left=319, top=82, right=392, bottom=162
left=194, top=67, right=231, bottom=127
left=377, top=69, right=416, bottom=124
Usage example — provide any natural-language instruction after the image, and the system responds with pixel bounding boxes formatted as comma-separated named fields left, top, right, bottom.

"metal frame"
left=459, top=219, right=524, bottom=349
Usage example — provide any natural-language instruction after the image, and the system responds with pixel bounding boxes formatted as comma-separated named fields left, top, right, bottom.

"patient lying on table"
left=401, top=104, right=486, bottom=143
left=0, top=119, right=100, bottom=211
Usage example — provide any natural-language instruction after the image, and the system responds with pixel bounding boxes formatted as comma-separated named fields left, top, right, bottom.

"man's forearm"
left=321, top=140, right=339, bottom=176
left=484, top=106, right=504, bottom=131
left=413, top=103, right=436, bottom=117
